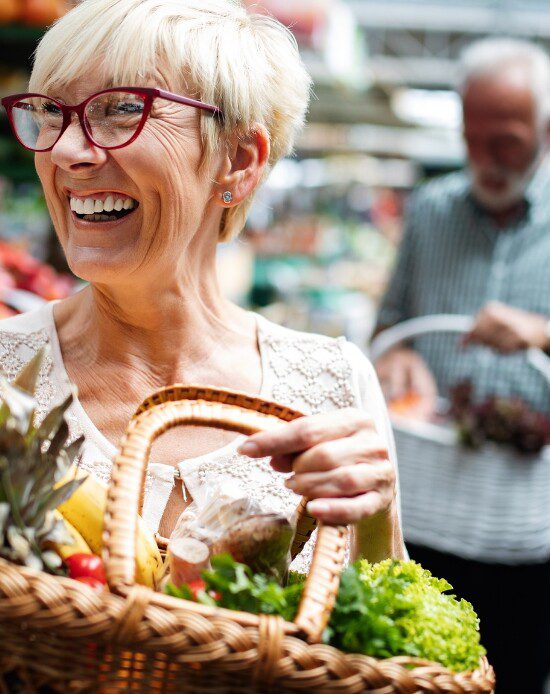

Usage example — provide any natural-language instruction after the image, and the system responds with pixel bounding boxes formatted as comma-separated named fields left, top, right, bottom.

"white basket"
left=370, top=315, right=550, bottom=563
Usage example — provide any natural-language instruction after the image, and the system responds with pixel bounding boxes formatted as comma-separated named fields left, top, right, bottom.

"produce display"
left=0, top=241, right=75, bottom=317
left=0, top=0, right=70, bottom=26
left=166, top=553, right=486, bottom=674
left=0, top=348, right=162, bottom=588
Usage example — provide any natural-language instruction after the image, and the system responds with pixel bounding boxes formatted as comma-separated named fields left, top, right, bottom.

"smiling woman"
left=0, top=0, right=405, bottom=570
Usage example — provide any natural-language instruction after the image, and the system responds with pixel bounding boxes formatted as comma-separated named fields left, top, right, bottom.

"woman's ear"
left=216, top=124, right=270, bottom=207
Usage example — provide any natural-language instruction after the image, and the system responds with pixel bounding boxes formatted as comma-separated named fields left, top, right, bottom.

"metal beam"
left=347, top=1, right=550, bottom=36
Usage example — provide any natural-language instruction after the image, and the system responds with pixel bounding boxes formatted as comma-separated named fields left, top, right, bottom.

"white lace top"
left=0, top=302, right=403, bottom=572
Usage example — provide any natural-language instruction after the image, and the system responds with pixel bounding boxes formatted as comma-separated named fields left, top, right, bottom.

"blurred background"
left=2, top=0, right=549, bottom=339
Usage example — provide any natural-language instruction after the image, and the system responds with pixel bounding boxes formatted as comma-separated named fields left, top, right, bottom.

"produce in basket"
left=169, top=480, right=296, bottom=581
left=57, top=465, right=163, bottom=588
left=450, top=380, right=550, bottom=453
left=0, top=349, right=86, bottom=574
left=0, top=347, right=162, bottom=587
left=167, top=553, right=486, bottom=674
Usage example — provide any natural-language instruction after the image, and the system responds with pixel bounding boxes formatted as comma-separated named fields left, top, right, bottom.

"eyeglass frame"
left=0, top=86, right=224, bottom=153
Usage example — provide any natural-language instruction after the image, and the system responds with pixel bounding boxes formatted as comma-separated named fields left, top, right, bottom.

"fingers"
left=237, top=409, right=373, bottom=459
left=286, top=460, right=394, bottom=499
left=269, top=424, right=387, bottom=474
left=290, top=430, right=388, bottom=475
left=306, top=491, right=388, bottom=525
left=464, top=318, right=518, bottom=353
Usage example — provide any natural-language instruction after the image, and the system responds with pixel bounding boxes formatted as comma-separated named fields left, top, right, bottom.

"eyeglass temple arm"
left=155, top=88, right=223, bottom=119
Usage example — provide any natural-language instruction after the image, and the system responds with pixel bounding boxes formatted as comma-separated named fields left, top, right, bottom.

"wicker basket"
left=0, top=385, right=495, bottom=692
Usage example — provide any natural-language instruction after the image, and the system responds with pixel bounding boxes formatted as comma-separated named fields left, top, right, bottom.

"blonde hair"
left=29, top=0, right=312, bottom=241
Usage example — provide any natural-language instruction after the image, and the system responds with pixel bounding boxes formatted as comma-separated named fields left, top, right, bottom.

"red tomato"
left=65, top=554, right=106, bottom=583
left=75, top=576, right=106, bottom=593
left=187, top=579, right=206, bottom=600
left=209, top=591, right=222, bottom=602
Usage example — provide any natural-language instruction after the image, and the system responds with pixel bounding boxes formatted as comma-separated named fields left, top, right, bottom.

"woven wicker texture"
left=0, top=387, right=495, bottom=692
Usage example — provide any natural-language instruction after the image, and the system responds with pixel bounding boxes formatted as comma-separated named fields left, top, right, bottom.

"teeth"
left=83, top=198, right=95, bottom=215
left=70, top=195, right=136, bottom=215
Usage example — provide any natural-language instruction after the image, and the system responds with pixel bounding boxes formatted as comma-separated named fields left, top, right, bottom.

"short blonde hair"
left=29, top=0, right=312, bottom=241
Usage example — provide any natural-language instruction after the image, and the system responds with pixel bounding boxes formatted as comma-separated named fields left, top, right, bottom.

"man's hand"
left=464, top=302, right=550, bottom=353
left=374, top=346, right=438, bottom=418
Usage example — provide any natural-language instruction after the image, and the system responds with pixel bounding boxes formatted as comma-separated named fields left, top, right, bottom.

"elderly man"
left=374, top=39, right=550, bottom=694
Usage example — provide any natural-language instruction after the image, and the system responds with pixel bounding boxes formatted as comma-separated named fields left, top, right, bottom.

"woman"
left=0, top=0, right=405, bottom=570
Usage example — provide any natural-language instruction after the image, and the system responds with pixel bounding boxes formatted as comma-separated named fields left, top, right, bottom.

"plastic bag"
left=166, top=481, right=296, bottom=585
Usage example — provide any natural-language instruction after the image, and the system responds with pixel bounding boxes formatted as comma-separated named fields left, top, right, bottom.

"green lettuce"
left=167, top=555, right=485, bottom=673
left=326, top=559, right=485, bottom=672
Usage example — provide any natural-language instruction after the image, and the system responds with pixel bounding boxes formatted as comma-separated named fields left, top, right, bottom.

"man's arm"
left=373, top=196, right=438, bottom=412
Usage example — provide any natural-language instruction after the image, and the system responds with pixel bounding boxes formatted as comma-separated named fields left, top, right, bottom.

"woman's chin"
left=65, top=248, right=137, bottom=285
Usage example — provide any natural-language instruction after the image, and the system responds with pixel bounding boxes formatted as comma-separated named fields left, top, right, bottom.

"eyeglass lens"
left=10, top=91, right=147, bottom=151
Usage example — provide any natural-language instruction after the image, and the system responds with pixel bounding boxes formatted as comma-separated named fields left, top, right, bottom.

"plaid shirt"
left=378, top=162, right=550, bottom=414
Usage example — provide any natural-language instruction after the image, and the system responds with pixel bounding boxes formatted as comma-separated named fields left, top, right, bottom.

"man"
left=374, top=38, right=550, bottom=694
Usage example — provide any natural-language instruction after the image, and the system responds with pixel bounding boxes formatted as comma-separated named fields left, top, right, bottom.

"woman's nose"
left=50, top=113, right=108, bottom=171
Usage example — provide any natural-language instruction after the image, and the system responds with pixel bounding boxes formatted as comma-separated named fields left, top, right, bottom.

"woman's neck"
left=54, top=275, right=256, bottom=385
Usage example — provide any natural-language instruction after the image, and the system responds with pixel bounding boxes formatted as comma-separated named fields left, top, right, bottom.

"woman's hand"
left=237, top=408, right=396, bottom=525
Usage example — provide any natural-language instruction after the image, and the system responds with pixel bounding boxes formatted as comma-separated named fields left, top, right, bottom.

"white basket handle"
left=369, top=314, right=550, bottom=386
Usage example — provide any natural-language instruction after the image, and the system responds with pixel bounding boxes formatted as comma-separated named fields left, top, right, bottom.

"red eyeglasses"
left=0, top=87, right=224, bottom=153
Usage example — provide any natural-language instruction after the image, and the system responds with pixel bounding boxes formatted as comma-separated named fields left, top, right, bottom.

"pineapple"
left=0, top=348, right=84, bottom=574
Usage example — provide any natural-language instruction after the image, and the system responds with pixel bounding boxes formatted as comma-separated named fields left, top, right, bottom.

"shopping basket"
left=370, top=315, right=550, bottom=562
left=0, top=385, right=495, bottom=692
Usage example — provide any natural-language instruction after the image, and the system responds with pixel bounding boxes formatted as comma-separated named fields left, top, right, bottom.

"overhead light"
left=391, top=88, right=462, bottom=129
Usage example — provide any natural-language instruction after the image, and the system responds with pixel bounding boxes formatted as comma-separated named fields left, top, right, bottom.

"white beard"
left=469, top=147, right=546, bottom=212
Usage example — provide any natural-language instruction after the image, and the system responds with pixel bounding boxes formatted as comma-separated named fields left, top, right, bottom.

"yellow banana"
left=51, top=510, right=92, bottom=560
left=57, top=466, right=163, bottom=589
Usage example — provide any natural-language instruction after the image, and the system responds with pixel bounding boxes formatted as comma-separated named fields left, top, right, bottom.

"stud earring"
left=222, top=191, right=233, bottom=204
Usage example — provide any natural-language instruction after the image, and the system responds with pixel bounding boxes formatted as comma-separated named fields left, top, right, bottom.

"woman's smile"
left=66, top=188, right=140, bottom=230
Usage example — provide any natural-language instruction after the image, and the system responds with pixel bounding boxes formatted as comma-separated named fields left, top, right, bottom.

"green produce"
left=167, top=555, right=485, bottom=673
left=328, top=559, right=485, bottom=673
left=166, top=553, right=303, bottom=622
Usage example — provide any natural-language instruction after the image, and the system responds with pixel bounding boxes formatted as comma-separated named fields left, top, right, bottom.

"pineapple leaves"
left=36, top=392, right=74, bottom=444
left=12, top=348, right=46, bottom=395
left=0, top=376, right=36, bottom=435
left=0, top=349, right=86, bottom=575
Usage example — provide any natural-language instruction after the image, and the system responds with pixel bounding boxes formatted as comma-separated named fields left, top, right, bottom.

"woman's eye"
left=43, top=101, right=62, bottom=115
left=111, top=101, right=144, bottom=115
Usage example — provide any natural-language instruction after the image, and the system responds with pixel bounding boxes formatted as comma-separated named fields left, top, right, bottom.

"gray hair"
left=458, top=38, right=550, bottom=124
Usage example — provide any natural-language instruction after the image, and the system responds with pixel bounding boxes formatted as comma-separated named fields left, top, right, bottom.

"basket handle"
left=103, top=387, right=348, bottom=642
left=370, top=314, right=550, bottom=385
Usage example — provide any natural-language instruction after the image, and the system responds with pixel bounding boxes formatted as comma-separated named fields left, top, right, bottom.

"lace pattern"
left=0, top=317, right=359, bottom=572
left=182, top=328, right=357, bottom=573
left=0, top=328, right=57, bottom=425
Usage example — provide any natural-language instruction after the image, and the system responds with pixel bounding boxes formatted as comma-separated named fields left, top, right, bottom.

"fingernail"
left=237, top=441, right=261, bottom=457
left=285, top=477, right=296, bottom=488
left=307, top=501, right=329, bottom=514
